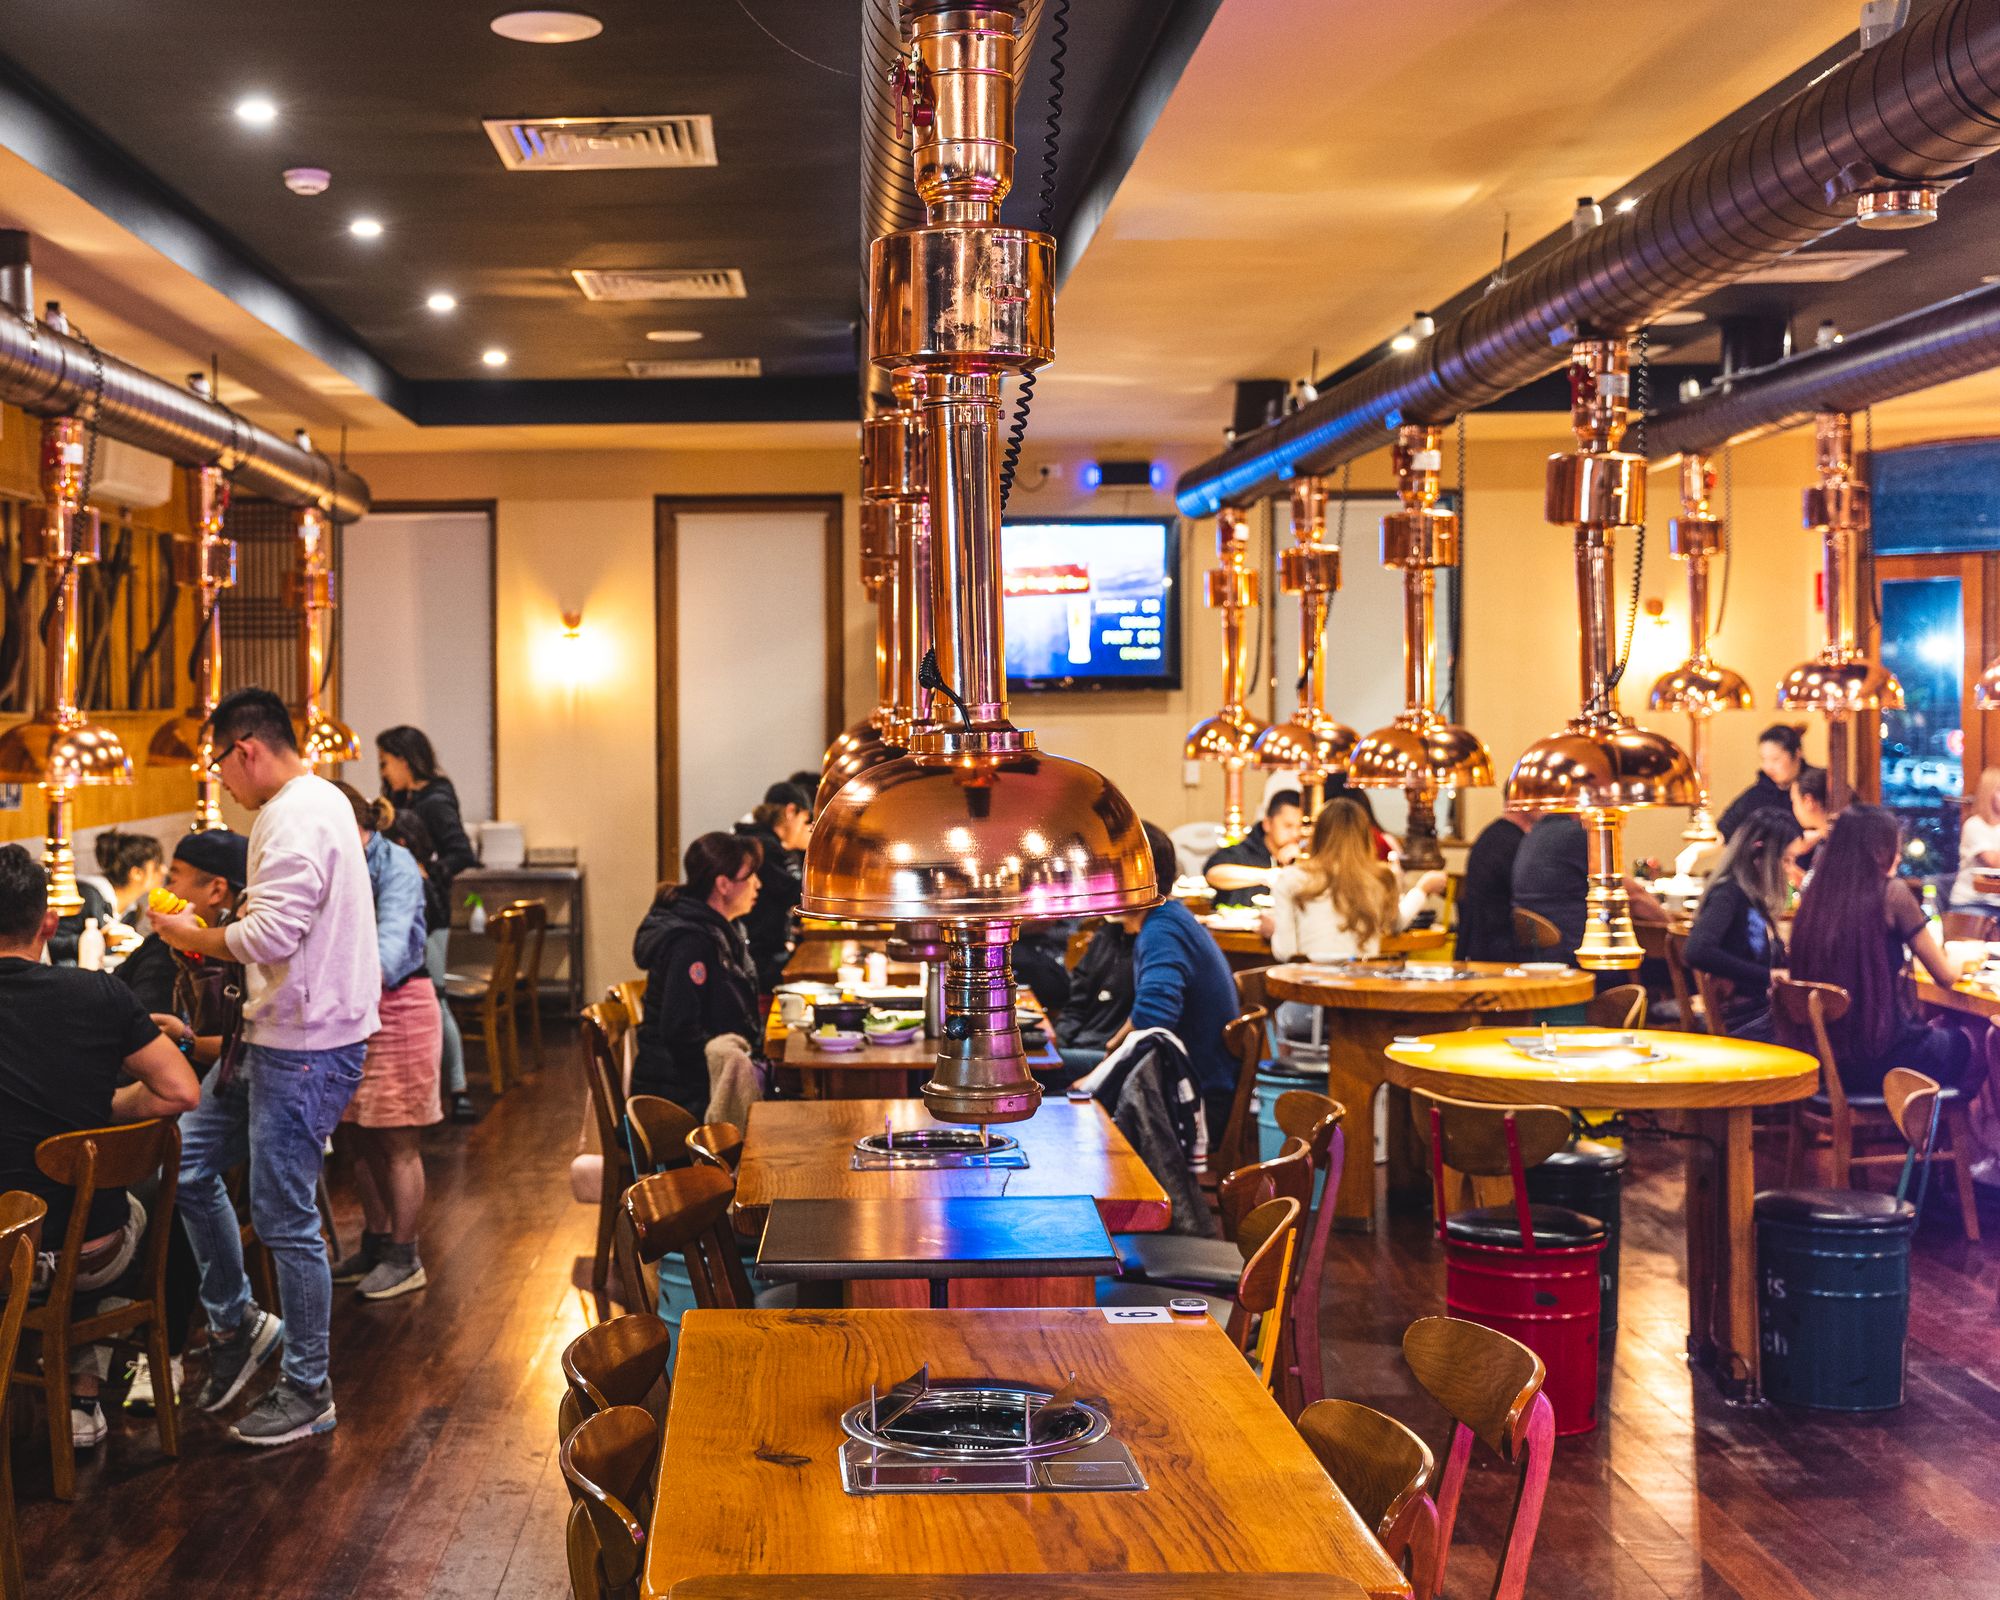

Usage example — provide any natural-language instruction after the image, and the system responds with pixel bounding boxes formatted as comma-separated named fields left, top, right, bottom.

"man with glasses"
left=150, top=687, right=380, bottom=1447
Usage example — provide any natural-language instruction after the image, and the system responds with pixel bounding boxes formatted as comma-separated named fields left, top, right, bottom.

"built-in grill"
left=839, top=1365, right=1145, bottom=1495
left=850, top=1127, right=1028, bottom=1171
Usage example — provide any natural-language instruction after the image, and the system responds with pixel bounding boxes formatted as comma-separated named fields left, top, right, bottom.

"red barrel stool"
left=1417, top=1091, right=1606, bottom=1436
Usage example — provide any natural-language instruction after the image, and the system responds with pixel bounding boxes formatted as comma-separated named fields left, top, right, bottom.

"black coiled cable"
left=1605, top=328, right=1649, bottom=697
left=997, top=0, right=1068, bottom=512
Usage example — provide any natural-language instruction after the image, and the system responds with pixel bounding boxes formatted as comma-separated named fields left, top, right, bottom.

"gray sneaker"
left=331, top=1231, right=388, bottom=1285
left=229, top=1378, right=336, bottom=1447
left=356, top=1245, right=427, bottom=1301
left=196, top=1306, right=283, bottom=1412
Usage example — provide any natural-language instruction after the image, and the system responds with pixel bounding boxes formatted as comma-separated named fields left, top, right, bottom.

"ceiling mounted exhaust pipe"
left=1174, top=0, right=2000, bottom=514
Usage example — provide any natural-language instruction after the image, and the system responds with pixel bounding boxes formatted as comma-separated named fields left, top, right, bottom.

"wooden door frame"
left=654, top=495, right=845, bottom=881
left=1876, top=550, right=1995, bottom=802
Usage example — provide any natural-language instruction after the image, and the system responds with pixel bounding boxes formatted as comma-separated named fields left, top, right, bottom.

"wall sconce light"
left=561, top=607, right=584, bottom=640
left=546, top=602, right=608, bottom=691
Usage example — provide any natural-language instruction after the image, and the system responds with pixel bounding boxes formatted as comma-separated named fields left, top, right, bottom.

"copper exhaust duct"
left=1506, top=340, right=1695, bottom=971
left=1184, top=505, right=1270, bottom=841
left=1349, top=425, right=1492, bottom=870
left=147, top=386, right=239, bottom=831
left=1776, top=412, right=1902, bottom=807
left=806, top=0, right=1154, bottom=1126
left=0, top=398, right=134, bottom=912
left=1249, top=478, right=1356, bottom=824
left=1647, top=454, right=1752, bottom=845
left=286, top=476, right=358, bottom=771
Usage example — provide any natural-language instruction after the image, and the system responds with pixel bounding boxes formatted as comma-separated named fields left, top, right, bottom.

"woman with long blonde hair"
left=1270, top=798, right=1443, bottom=962
left=1952, top=767, right=2000, bottom=911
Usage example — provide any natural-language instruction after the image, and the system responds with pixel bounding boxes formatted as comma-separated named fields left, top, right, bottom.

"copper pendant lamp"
left=1349, top=425, right=1491, bottom=870
left=1775, top=411, right=1902, bottom=805
left=1977, top=655, right=2000, bottom=712
left=1647, top=453, right=1751, bottom=845
left=1184, top=504, right=1269, bottom=842
left=804, top=1, right=1154, bottom=1125
left=1505, top=338, right=1695, bottom=971
left=286, top=493, right=358, bottom=771
left=1250, top=476, right=1356, bottom=823
left=0, top=398, right=135, bottom=913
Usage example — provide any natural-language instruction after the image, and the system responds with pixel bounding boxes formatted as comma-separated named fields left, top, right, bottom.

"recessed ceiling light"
left=481, top=348, right=509, bottom=367
left=490, top=9, right=604, bottom=43
left=349, top=216, right=384, bottom=239
left=235, top=95, right=278, bottom=126
left=426, top=292, right=458, bottom=313
left=645, top=329, right=704, bottom=343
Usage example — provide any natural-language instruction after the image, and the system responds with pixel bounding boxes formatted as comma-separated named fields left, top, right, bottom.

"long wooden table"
left=1383, top=1026, right=1818, bottom=1402
left=1262, top=961, right=1595, bottom=1229
left=642, top=1308, right=1411, bottom=1600
left=770, top=1001, right=1060, bottom=1100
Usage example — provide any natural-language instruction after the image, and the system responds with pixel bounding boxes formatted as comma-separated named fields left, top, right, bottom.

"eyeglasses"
left=207, top=740, right=244, bottom=775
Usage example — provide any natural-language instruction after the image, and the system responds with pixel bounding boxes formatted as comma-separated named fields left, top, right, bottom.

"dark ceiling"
left=0, top=0, right=1216, bottom=426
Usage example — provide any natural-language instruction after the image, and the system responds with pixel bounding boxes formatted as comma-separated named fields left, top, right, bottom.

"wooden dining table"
left=1382, top=1026, right=1819, bottom=1402
left=1261, top=960, right=1596, bottom=1229
left=642, top=1308, right=1412, bottom=1600
left=1198, top=918, right=1453, bottom=966
left=769, top=1001, right=1061, bottom=1100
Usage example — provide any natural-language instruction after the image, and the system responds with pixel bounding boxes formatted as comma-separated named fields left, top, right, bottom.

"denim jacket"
left=365, top=831, right=429, bottom=989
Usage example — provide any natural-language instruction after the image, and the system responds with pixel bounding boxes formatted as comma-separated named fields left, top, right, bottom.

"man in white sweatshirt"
left=153, top=687, right=380, bottom=1447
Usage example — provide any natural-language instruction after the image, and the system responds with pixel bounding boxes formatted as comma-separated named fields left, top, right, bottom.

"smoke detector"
left=484, top=115, right=716, bottom=171
left=571, top=267, right=745, bottom=301
left=625, top=357, right=761, bottom=378
left=283, top=167, right=331, bottom=196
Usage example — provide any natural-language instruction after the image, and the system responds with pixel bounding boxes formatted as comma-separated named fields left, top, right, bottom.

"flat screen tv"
left=1000, top=517, right=1180, bottom=691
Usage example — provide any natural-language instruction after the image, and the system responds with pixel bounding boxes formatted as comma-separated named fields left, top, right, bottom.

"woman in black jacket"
left=632, top=833, right=765, bottom=1118
left=1684, top=810, right=1791, bottom=1039
left=378, top=725, right=482, bottom=1121
left=1716, top=723, right=1819, bottom=843
left=732, top=782, right=811, bottom=992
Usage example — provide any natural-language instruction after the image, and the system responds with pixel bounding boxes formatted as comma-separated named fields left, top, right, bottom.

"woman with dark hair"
left=733, top=781, right=811, bottom=991
left=1787, top=804, right=1975, bottom=1095
left=1785, top=766, right=1833, bottom=885
left=1685, top=809, right=1791, bottom=1039
left=631, top=832, right=764, bottom=1117
left=52, top=829, right=163, bottom=965
left=376, top=725, right=480, bottom=1122
left=1717, top=723, right=1819, bottom=842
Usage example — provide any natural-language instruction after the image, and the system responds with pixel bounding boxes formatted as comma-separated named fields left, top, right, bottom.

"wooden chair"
left=0, top=1192, right=46, bottom=1600
left=1273, top=1090, right=1346, bottom=1410
left=559, top=1314, right=671, bottom=1447
left=1231, top=1196, right=1303, bottom=1390
left=446, top=903, right=525, bottom=1094
left=1660, top=930, right=1703, bottom=1033
left=1689, top=967, right=1732, bottom=1037
left=1413, top=1091, right=1579, bottom=1230
left=1297, top=1398, right=1438, bottom=1600
left=579, top=1003, right=636, bottom=1292
left=1883, top=1067, right=1948, bottom=1217
left=1403, top=1316, right=1555, bottom=1600
left=1511, top=908, right=1561, bottom=954
left=561, top=1403, right=657, bottom=1600
left=1583, top=984, right=1645, bottom=1030
left=1205, top=1008, right=1268, bottom=1200
left=610, top=978, right=648, bottom=1028
left=1113, top=1139, right=1313, bottom=1292
left=1943, top=908, right=2000, bottom=943
left=11, top=1121, right=181, bottom=1501
left=1774, top=978, right=1980, bottom=1241
left=508, top=897, right=550, bottom=1075
left=613, top=1168, right=753, bottom=1314
left=686, top=1122, right=744, bottom=1173
left=626, top=1095, right=698, bottom=1173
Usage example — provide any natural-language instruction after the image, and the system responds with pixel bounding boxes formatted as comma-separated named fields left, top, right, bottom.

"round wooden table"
left=1261, top=961, right=1595, bottom=1229
left=1383, top=1026, right=1819, bottom=1402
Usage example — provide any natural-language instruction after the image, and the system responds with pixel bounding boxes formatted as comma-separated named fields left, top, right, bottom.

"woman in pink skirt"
left=330, top=783, right=442, bottom=1300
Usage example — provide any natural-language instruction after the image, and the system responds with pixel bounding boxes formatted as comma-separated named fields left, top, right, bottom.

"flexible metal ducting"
left=1175, top=0, right=2000, bottom=515
left=0, top=235, right=370, bottom=521
left=1645, top=279, right=2000, bottom=455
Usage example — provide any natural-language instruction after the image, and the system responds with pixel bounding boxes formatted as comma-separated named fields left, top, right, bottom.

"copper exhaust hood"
left=1349, top=426, right=1491, bottom=869
left=1506, top=339, right=1694, bottom=971
left=1249, top=478, right=1356, bottom=824
left=1185, top=505, right=1269, bottom=842
left=804, top=0, right=1155, bottom=1126
left=1647, top=454, right=1751, bottom=844
left=0, top=395, right=134, bottom=913
left=287, top=483, right=358, bottom=771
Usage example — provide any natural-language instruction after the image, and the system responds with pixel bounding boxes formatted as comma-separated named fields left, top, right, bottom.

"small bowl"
left=809, top=1031, right=865, bottom=1053
left=816, top=1001, right=867, bottom=1032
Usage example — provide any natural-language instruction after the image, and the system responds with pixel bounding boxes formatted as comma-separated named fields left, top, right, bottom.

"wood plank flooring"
left=15, top=1028, right=2000, bottom=1598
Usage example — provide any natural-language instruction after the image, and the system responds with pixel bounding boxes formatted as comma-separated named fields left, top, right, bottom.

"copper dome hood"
left=1505, top=339, right=1694, bottom=971
left=1249, top=477, right=1355, bottom=822
left=1349, top=425, right=1492, bottom=869
left=805, top=0, right=1154, bottom=1126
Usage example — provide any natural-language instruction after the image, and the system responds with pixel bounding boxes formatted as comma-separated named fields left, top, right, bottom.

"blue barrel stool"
left=1755, top=1188, right=1916, bottom=1411
left=1524, top=1139, right=1628, bottom=1332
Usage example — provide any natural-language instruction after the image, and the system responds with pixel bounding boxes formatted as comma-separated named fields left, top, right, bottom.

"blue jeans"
left=427, top=927, right=466, bottom=1095
left=177, top=1042, right=366, bottom=1391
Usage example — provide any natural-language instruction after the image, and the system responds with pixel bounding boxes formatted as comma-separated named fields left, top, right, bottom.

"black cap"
left=173, top=829, right=248, bottom=890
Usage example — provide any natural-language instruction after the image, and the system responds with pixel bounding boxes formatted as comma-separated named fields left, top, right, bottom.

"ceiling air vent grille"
left=1735, top=249, right=1905, bottom=285
left=484, top=115, right=718, bottom=171
left=625, top=358, right=763, bottom=379
left=572, top=267, right=747, bottom=301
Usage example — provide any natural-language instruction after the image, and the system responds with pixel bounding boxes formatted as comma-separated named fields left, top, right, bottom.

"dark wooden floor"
left=16, top=1028, right=2000, bottom=1598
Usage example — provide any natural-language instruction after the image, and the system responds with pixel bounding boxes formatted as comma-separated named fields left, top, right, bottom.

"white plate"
left=860, top=1026, right=919, bottom=1047
left=808, top=1031, right=865, bottom=1053
left=1519, top=962, right=1572, bottom=974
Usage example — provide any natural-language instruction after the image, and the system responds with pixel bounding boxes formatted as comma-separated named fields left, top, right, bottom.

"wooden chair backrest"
left=1212, top=1008, right=1269, bottom=1183
left=1272, top=1093, right=1346, bottom=1411
left=1942, top=909, right=1999, bottom=943
left=1882, top=1068, right=1942, bottom=1153
left=578, top=1006, right=631, bottom=1175
left=486, top=905, right=526, bottom=991
left=1273, top=1089, right=1340, bottom=1152
left=1297, top=1397, right=1438, bottom=1585
left=1402, top=1315, right=1554, bottom=1600
left=34, top=1119, right=180, bottom=1282
left=561, top=1313, right=672, bottom=1420
left=687, top=1122, right=744, bottom=1172
left=1511, top=909, right=1561, bottom=952
left=610, top=978, right=648, bottom=1027
left=1232, top=1195, right=1301, bottom=1378
left=1659, top=931, right=1699, bottom=1030
left=1410, top=1092, right=1572, bottom=1178
left=619, top=1167, right=750, bottom=1311
left=1584, top=984, right=1645, bottom=1030
left=1771, top=977, right=1853, bottom=1114
left=1217, top=1138, right=1311, bottom=1239
left=0, top=1190, right=46, bottom=1425
left=560, top=1404, right=657, bottom=1595
left=509, top=897, right=549, bottom=987
left=1233, top=965, right=1270, bottom=1012
left=1688, top=965, right=1731, bottom=1037
left=626, top=1096, right=698, bottom=1172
